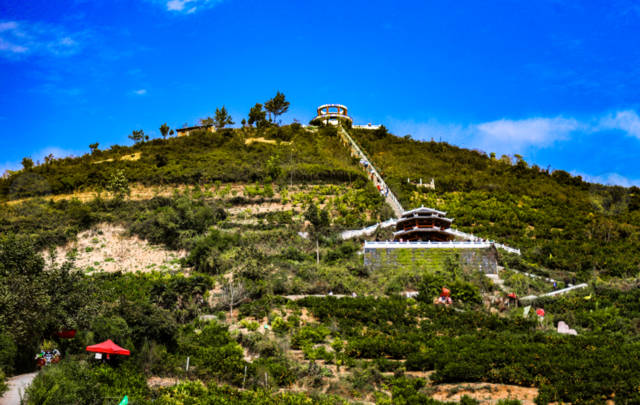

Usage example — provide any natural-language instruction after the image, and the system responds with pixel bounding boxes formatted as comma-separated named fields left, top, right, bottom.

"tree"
left=21, top=157, right=34, bottom=170
left=169, top=129, right=175, bottom=136
left=304, top=203, right=330, bottom=266
left=266, top=154, right=281, bottom=179
left=214, top=106, right=234, bottom=129
left=105, top=169, right=130, bottom=201
left=200, top=117, right=214, bottom=127
left=89, top=143, right=99, bottom=154
left=0, top=234, right=96, bottom=371
left=264, top=92, right=290, bottom=124
left=218, top=277, right=247, bottom=322
left=159, top=123, right=170, bottom=139
left=43, top=154, right=55, bottom=165
left=128, top=129, right=145, bottom=144
left=248, top=103, right=267, bottom=128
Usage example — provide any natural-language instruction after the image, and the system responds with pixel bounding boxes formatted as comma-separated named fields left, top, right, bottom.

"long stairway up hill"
left=337, top=125, right=521, bottom=254
left=337, top=126, right=404, bottom=217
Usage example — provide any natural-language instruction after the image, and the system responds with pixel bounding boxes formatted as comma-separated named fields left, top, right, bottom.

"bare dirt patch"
left=244, top=137, right=291, bottom=146
left=227, top=201, right=296, bottom=216
left=430, top=383, right=538, bottom=405
left=147, top=376, right=179, bottom=389
left=92, top=152, right=141, bottom=165
left=44, top=223, right=186, bottom=274
left=3, top=182, right=333, bottom=206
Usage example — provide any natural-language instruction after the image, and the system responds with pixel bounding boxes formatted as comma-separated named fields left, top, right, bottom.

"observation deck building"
left=312, top=104, right=353, bottom=125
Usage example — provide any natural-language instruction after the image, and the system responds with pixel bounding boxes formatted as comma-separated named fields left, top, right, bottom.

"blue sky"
left=1, top=0, right=640, bottom=185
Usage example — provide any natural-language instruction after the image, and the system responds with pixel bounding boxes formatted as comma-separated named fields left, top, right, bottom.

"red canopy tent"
left=86, top=339, right=130, bottom=356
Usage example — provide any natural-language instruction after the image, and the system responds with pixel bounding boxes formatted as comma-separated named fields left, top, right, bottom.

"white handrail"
left=338, top=127, right=404, bottom=217
left=364, top=241, right=495, bottom=249
left=340, top=218, right=398, bottom=239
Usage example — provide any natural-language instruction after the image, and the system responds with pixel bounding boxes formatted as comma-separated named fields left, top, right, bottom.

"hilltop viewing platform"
left=312, top=104, right=353, bottom=125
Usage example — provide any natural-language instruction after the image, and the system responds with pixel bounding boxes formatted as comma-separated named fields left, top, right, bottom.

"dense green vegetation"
left=349, top=127, right=640, bottom=279
left=293, top=295, right=640, bottom=404
left=0, top=125, right=363, bottom=201
left=2, top=120, right=640, bottom=403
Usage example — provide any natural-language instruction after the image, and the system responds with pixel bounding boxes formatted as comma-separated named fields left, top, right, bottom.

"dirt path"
left=0, top=372, right=38, bottom=405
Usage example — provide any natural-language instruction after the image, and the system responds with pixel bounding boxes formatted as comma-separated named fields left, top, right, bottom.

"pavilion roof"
left=400, top=206, right=448, bottom=218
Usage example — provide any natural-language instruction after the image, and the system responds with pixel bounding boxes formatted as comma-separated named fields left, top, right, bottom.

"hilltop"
left=2, top=120, right=640, bottom=404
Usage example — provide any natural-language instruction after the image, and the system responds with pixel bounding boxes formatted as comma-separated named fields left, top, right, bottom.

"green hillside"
left=1, top=125, right=364, bottom=200
left=2, top=123, right=640, bottom=404
left=350, top=127, right=640, bottom=279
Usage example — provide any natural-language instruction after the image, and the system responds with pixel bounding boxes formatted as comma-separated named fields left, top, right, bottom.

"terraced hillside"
left=2, top=123, right=640, bottom=404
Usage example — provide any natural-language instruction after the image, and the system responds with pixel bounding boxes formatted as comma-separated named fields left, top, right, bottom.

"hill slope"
left=349, top=127, right=640, bottom=279
left=2, top=123, right=640, bottom=404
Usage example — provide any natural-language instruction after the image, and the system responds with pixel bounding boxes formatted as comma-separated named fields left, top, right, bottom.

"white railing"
left=540, top=283, right=589, bottom=297
left=338, top=127, right=404, bottom=217
left=364, top=241, right=495, bottom=249
left=508, top=268, right=556, bottom=283
left=493, top=243, right=521, bottom=255
left=521, top=283, right=589, bottom=302
left=353, top=124, right=381, bottom=130
left=446, top=228, right=521, bottom=255
left=340, top=218, right=398, bottom=240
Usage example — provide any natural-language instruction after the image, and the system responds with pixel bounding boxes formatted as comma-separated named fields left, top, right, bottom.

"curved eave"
left=395, top=216, right=453, bottom=225
left=393, top=228, right=451, bottom=237
left=401, top=206, right=447, bottom=217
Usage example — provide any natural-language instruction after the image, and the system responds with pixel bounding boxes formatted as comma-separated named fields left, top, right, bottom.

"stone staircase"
left=337, top=126, right=404, bottom=217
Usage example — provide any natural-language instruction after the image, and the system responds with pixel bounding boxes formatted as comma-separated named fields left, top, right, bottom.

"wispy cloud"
left=475, top=117, right=580, bottom=153
left=0, top=20, right=88, bottom=59
left=390, top=110, right=640, bottom=156
left=572, top=171, right=640, bottom=188
left=389, top=116, right=582, bottom=156
left=1, top=146, right=84, bottom=176
left=598, top=110, right=640, bottom=139
left=388, top=109, right=640, bottom=187
left=161, top=0, right=223, bottom=14
left=133, top=89, right=148, bottom=95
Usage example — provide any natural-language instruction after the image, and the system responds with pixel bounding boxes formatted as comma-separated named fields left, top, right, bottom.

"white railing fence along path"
left=340, top=218, right=398, bottom=240
left=337, top=126, right=404, bottom=217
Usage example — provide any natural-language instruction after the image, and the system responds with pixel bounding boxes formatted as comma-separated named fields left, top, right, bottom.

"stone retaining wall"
left=364, top=246, right=498, bottom=274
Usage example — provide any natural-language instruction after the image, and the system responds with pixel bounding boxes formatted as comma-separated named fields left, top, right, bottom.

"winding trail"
left=0, top=372, right=37, bottom=405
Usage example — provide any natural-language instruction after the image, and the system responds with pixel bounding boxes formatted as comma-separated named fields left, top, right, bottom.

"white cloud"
left=1, top=146, right=83, bottom=176
left=390, top=109, right=640, bottom=157
left=163, top=0, right=223, bottom=13
left=388, top=116, right=581, bottom=156
left=133, top=89, right=147, bottom=95
left=387, top=109, right=640, bottom=187
left=0, top=20, right=87, bottom=59
left=474, top=117, right=581, bottom=154
left=598, top=110, right=640, bottom=139
left=572, top=171, right=640, bottom=187
left=167, top=0, right=192, bottom=11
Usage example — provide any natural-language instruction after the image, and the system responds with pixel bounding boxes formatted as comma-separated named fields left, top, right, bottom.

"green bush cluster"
left=0, top=125, right=365, bottom=201
left=297, top=295, right=640, bottom=403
